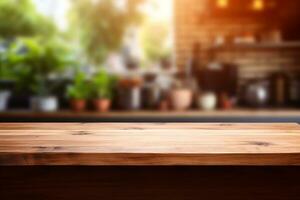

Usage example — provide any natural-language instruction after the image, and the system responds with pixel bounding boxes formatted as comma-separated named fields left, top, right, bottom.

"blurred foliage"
left=0, top=40, right=14, bottom=79
left=141, top=21, right=172, bottom=62
left=90, top=70, right=117, bottom=99
left=0, top=0, right=56, bottom=39
left=67, top=72, right=90, bottom=100
left=70, top=0, right=145, bottom=65
left=7, top=37, right=76, bottom=96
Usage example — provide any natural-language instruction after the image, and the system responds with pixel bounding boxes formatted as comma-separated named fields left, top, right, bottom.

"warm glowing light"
left=141, top=0, right=173, bottom=21
left=253, top=0, right=264, bottom=11
left=217, top=0, right=229, bottom=9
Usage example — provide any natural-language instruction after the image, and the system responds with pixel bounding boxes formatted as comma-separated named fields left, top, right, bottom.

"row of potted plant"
left=0, top=37, right=72, bottom=111
left=67, top=71, right=117, bottom=112
left=0, top=37, right=119, bottom=113
left=0, top=37, right=220, bottom=113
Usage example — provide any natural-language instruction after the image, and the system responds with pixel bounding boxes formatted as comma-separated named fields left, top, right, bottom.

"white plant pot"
left=0, top=90, right=11, bottom=111
left=198, top=92, right=217, bottom=111
left=30, top=96, right=58, bottom=112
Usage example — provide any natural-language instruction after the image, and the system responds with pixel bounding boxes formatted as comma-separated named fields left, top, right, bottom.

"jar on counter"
left=117, top=78, right=142, bottom=110
left=142, top=73, right=161, bottom=109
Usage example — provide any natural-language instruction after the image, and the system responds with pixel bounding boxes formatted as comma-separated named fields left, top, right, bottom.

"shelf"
left=1, top=109, right=300, bottom=123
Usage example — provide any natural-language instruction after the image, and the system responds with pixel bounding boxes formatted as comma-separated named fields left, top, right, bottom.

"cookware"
left=117, top=78, right=142, bottom=110
left=244, top=80, right=270, bottom=107
left=270, top=72, right=290, bottom=107
left=142, top=73, right=161, bottom=109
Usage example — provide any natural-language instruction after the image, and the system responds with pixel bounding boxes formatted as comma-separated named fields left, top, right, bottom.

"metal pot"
left=142, top=85, right=161, bottom=109
left=118, top=86, right=141, bottom=110
left=142, top=73, right=161, bottom=109
left=244, top=80, right=270, bottom=107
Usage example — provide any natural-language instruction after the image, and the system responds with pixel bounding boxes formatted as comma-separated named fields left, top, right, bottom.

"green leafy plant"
left=9, top=37, right=75, bottom=96
left=90, top=70, right=117, bottom=100
left=67, top=72, right=90, bottom=100
left=70, top=0, right=145, bottom=65
left=0, top=0, right=56, bottom=39
left=0, top=40, right=12, bottom=80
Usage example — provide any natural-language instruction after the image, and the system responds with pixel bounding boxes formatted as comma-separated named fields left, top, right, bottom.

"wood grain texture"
left=0, top=123, right=300, bottom=166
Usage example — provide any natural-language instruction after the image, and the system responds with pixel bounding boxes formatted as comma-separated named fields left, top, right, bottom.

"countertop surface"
left=0, top=123, right=300, bottom=166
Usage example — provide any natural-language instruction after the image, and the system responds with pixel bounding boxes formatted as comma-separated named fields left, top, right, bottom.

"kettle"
left=244, top=80, right=270, bottom=107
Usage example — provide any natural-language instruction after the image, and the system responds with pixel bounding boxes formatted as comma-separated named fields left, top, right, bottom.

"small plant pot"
left=158, top=99, right=169, bottom=111
left=0, top=90, right=11, bottom=111
left=198, top=92, right=217, bottom=111
left=30, top=96, right=58, bottom=112
left=170, top=89, right=193, bottom=111
left=70, top=99, right=87, bottom=112
left=93, top=99, right=111, bottom=112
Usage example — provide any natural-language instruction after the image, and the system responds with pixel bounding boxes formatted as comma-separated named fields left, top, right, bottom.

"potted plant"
left=67, top=72, right=90, bottom=112
left=90, top=70, right=117, bottom=112
left=11, top=37, right=74, bottom=112
left=169, top=79, right=193, bottom=111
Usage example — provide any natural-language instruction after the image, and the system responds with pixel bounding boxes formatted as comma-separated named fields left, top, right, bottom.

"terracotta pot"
left=70, top=99, right=86, bottom=112
left=93, top=99, right=111, bottom=112
left=158, top=99, right=169, bottom=111
left=170, top=89, right=193, bottom=111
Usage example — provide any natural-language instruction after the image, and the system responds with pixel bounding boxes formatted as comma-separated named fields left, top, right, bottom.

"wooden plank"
left=0, top=123, right=300, bottom=166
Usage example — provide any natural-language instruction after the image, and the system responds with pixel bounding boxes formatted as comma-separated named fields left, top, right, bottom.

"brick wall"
left=174, top=0, right=300, bottom=86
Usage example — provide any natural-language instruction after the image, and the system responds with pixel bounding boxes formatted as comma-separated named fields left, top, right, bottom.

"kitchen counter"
left=1, top=123, right=300, bottom=199
left=2, top=109, right=300, bottom=122
left=1, top=123, right=300, bottom=166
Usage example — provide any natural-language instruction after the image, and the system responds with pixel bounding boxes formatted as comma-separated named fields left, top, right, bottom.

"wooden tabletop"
left=0, top=123, right=300, bottom=166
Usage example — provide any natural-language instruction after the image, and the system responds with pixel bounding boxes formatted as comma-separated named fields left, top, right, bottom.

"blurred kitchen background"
left=1, top=0, right=300, bottom=122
